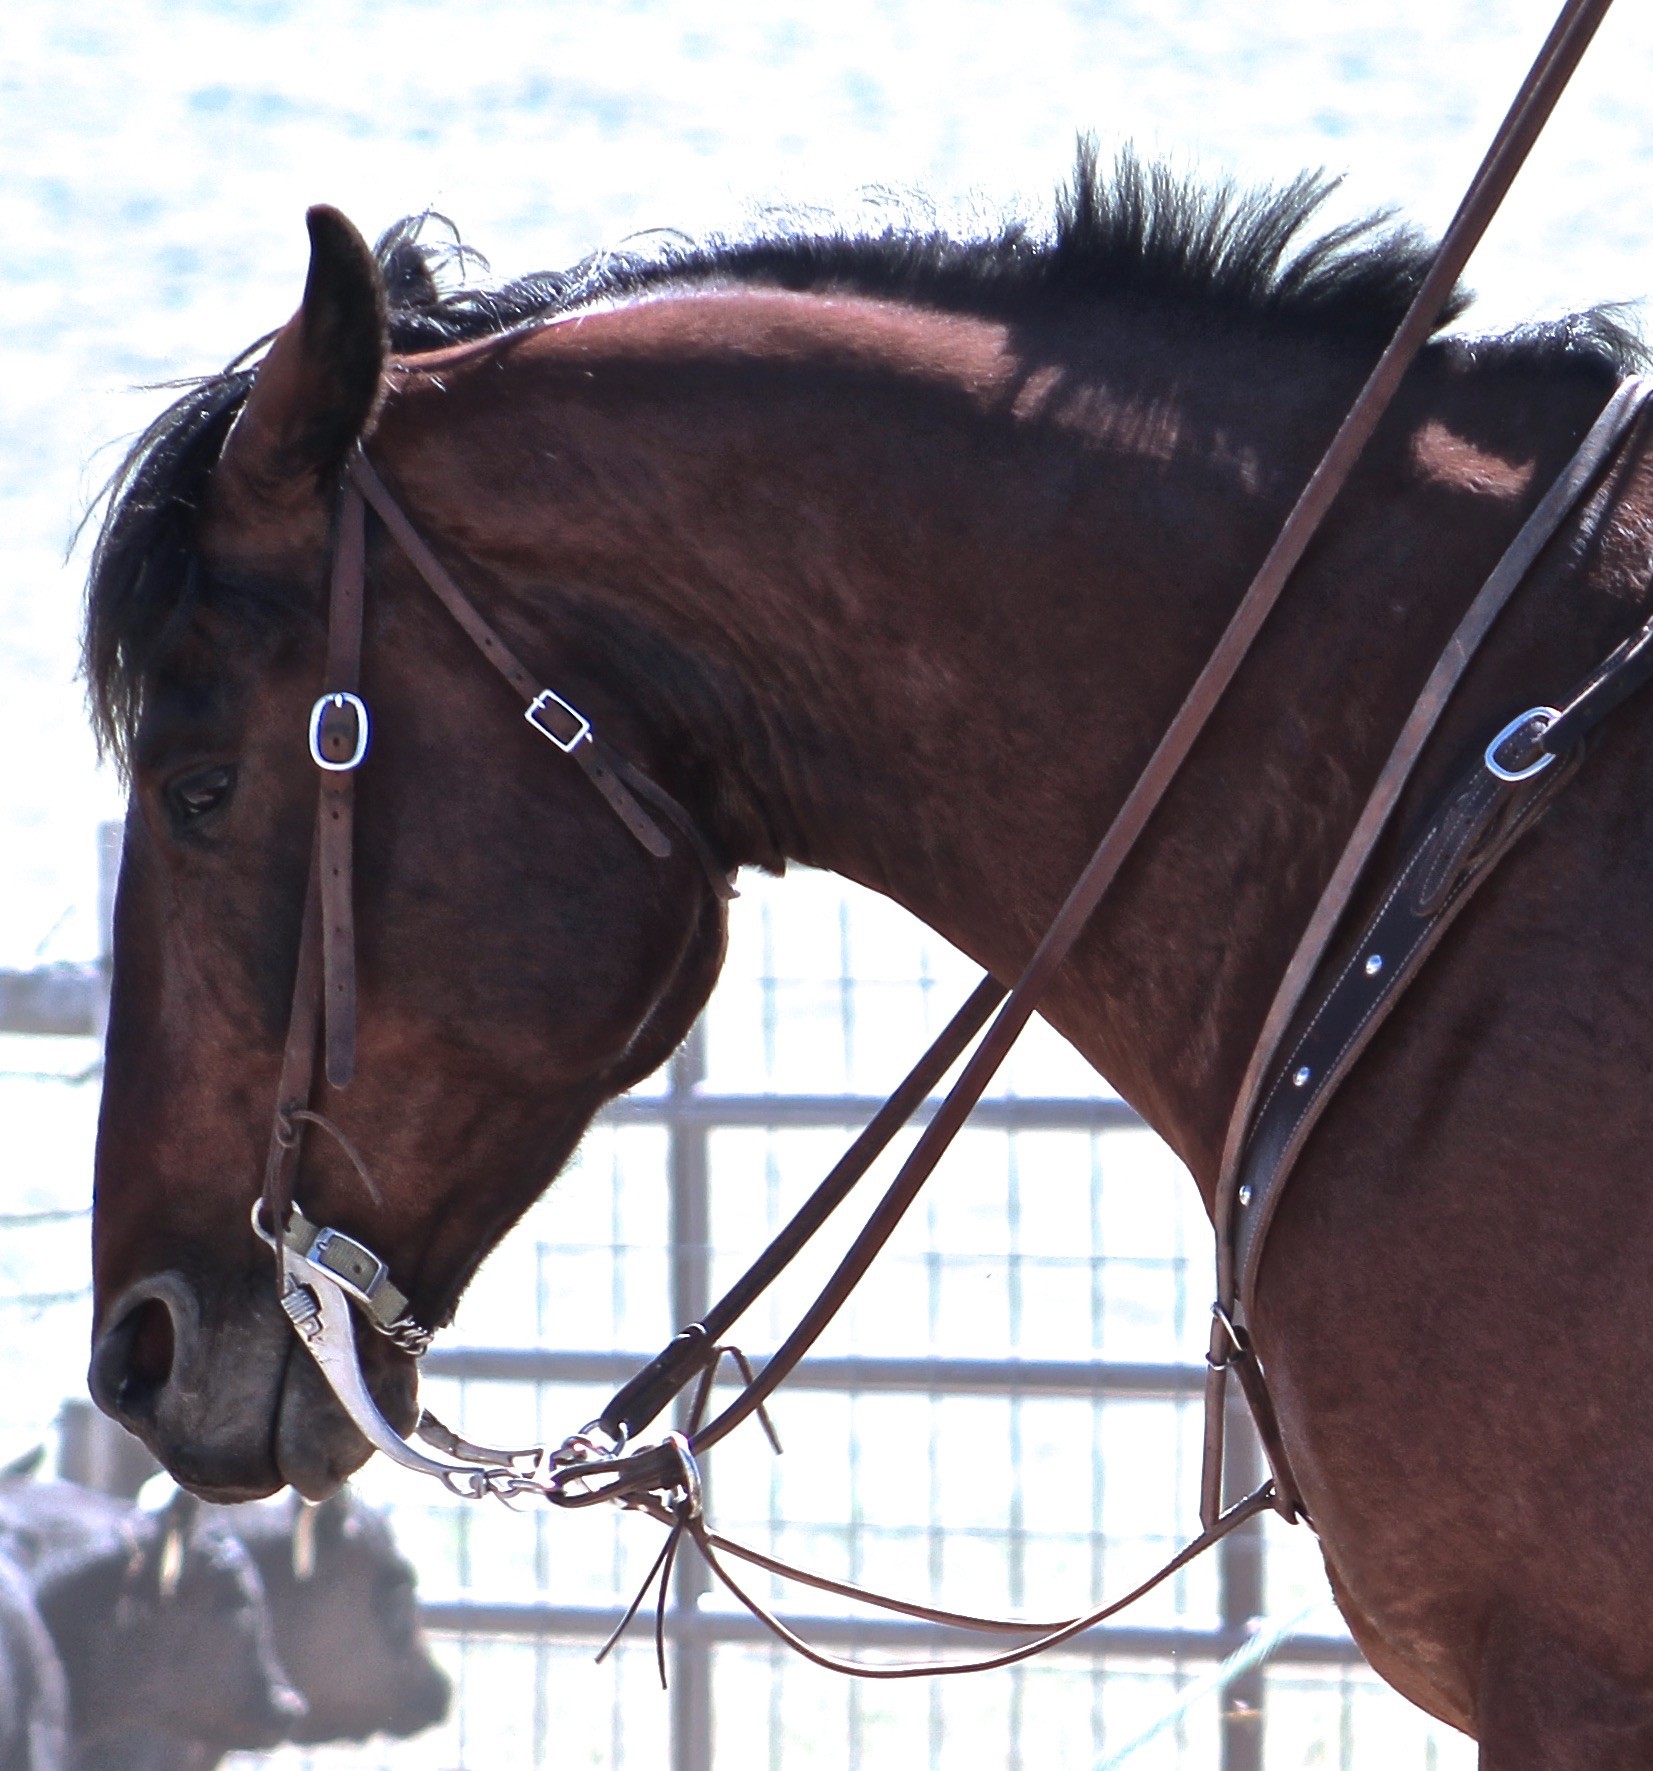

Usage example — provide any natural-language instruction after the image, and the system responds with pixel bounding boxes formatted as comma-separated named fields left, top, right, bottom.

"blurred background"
left=5, top=1, right=1653, bottom=1765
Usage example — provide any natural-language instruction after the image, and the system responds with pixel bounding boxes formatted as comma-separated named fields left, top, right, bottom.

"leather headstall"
left=259, top=450, right=735, bottom=1313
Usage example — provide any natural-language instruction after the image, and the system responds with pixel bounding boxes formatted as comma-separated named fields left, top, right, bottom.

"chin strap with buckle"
left=257, top=1201, right=429, bottom=1355
left=253, top=1200, right=552, bottom=1499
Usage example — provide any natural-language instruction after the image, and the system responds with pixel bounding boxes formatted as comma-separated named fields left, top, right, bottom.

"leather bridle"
left=246, top=0, right=1641, bottom=1677
left=258, top=452, right=736, bottom=1318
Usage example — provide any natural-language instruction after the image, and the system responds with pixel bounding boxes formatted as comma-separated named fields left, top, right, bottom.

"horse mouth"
left=90, top=1269, right=417, bottom=1501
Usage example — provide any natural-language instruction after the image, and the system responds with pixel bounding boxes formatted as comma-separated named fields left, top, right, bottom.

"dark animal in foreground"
left=0, top=1486, right=301, bottom=1764
left=2, top=1482, right=447, bottom=1769
left=82, top=142, right=1653, bottom=1763
left=217, top=1490, right=450, bottom=1748
left=0, top=1553, right=66, bottom=1771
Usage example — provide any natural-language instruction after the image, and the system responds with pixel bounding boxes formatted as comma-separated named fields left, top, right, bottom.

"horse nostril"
left=124, top=1299, right=177, bottom=1398
left=90, top=1289, right=182, bottom=1427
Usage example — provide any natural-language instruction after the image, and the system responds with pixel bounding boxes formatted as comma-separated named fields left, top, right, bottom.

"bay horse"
left=80, top=147, right=1653, bottom=1763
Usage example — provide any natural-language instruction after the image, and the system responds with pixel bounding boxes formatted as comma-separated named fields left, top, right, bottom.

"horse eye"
left=166, top=764, right=236, bottom=825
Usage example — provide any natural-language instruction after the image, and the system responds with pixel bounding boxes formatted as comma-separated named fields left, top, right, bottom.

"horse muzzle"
left=88, top=1268, right=417, bottom=1500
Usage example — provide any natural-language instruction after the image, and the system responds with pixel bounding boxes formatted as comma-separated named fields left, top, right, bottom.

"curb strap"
left=253, top=1201, right=552, bottom=1497
left=259, top=1200, right=424, bottom=1347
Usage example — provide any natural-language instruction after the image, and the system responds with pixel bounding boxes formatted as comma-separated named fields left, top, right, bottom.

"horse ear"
left=216, top=205, right=387, bottom=506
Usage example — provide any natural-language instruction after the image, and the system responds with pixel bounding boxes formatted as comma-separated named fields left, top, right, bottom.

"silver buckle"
left=253, top=1203, right=423, bottom=1350
left=308, top=692, right=371, bottom=772
left=308, top=1226, right=388, bottom=1305
left=524, top=689, right=593, bottom=754
left=1484, top=705, right=1559, bottom=783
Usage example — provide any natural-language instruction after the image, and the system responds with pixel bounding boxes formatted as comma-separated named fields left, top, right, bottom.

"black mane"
left=381, top=142, right=1455, bottom=351
left=84, top=141, right=1644, bottom=762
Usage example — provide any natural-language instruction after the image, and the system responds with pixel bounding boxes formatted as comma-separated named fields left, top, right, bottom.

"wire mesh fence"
left=1, top=860, right=1474, bottom=1769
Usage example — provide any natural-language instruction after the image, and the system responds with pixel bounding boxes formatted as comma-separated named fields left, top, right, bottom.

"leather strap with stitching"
left=1201, top=374, right=1653, bottom=1525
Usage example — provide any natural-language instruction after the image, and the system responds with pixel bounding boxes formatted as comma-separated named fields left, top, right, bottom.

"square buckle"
left=525, top=689, right=593, bottom=754
left=309, top=1226, right=388, bottom=1303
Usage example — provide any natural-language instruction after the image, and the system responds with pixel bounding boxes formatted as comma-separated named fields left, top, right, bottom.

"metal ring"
left=1484, top=705, right=1559, bottom=783
left=662, top=1430, right=703, bottom=1521
left=308, top=692, right=371, bottom=772
left=524, top=688, right=593, bottom=755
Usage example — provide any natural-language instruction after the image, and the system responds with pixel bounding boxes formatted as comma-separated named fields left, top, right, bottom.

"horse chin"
left=272, top=1337, right=414, bottom=1502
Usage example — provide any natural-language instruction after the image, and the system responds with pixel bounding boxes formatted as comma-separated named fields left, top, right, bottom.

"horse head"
left=87, top=208, right=732, bottom=1500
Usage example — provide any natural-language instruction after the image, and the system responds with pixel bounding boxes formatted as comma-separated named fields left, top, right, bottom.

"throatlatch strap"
left=348, top=451, right=738, bottom=895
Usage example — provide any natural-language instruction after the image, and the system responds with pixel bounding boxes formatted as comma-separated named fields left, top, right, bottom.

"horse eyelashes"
left=165, top=763, right=237, bottom=826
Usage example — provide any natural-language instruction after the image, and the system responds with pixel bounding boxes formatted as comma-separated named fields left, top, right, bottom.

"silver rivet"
left=1238, top=1184, right=1253, bottom=1208
left=1293, top=1065, right=1312, bottom=1088
left=1364, top=953, right=1384, bottom=977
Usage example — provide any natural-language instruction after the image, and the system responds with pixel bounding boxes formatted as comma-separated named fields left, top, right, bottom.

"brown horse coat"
left=83, top=164, right=1653, bottom=1761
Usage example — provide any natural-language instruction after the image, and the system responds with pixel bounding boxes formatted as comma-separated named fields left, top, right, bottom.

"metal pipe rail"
left=602, top=1092, right=1143, bottom=1131
left=419, top=1601, right=1364, bottom=1666
left=423, top=1347, right=1207, bottom=1399
left=0, top=963, right=103, bottom=1038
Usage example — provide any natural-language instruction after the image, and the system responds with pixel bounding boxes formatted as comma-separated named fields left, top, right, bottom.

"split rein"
left=255, top=451, right=1278, bottom=1678
left=264, top=373, right=1653, bottom=1681
left=254, top=0, right=1633, bottom=1677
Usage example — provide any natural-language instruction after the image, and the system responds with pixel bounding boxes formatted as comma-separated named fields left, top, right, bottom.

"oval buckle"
left=309, top=692, right=371, bottom=772
left=1484, top=705, right=1559, bottom=783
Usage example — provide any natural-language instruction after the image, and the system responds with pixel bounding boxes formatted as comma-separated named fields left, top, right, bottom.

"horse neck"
left=375, top=292, right=1603, bottom=1191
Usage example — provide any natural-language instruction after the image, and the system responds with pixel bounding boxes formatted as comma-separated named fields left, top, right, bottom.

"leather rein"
left=250, top=0, right=1641, bottom=1676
